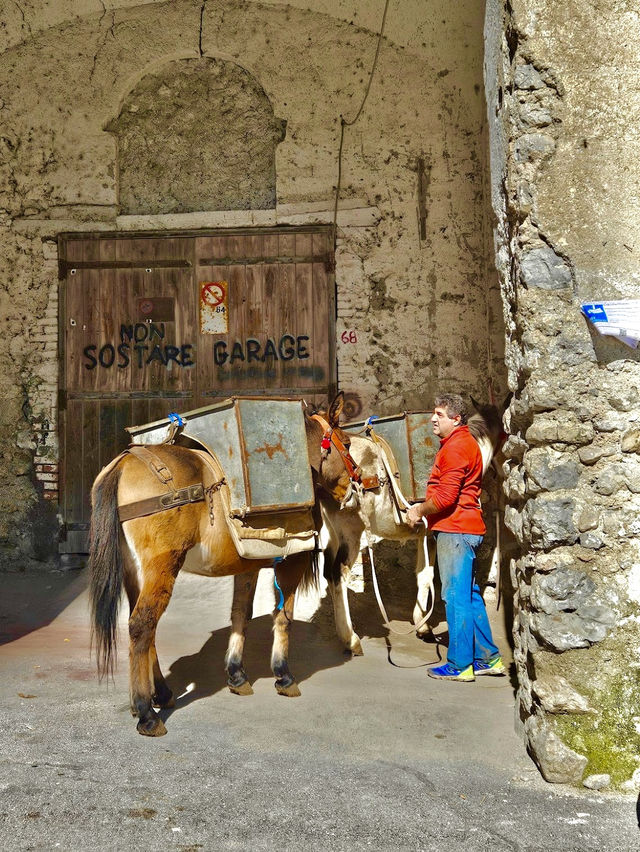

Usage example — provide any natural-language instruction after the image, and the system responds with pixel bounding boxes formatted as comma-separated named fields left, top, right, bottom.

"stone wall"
left=486, top=0, right=640, bottom=790
left=0, top=0, right=504, bottom=566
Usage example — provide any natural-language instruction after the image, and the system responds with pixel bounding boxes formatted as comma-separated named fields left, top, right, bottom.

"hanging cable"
left=332, top=0, right=392, bottom=234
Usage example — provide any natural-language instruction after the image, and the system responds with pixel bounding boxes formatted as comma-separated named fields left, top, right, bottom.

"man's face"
left=431, top=406, right=461, bottom=439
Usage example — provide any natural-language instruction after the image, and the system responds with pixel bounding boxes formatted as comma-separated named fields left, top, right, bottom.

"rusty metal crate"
left=127, top=397, right=315, bottom=516
left=345, top=412, right=438, bottom=502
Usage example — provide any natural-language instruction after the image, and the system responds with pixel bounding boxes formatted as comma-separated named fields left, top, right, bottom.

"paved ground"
left=1, top=562, right=639, bottom=851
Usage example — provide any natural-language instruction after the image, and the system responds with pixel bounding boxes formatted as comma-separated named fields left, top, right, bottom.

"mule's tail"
left=88, top=462, right=124, bottom=679
left=299, top=542, right=322, bottom=593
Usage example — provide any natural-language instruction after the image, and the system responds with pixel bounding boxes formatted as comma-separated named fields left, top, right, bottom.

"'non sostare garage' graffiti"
left=83, top=324, right=311, bottom=369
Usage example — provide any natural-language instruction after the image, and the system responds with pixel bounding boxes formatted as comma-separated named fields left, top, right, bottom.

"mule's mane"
left=467, top=404, right=504, bottom=476
left=467, top=406, right=502, bottom=448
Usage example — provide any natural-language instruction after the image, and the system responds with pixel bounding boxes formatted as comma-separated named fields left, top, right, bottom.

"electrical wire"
left=332, top=0, right=392, bottom=234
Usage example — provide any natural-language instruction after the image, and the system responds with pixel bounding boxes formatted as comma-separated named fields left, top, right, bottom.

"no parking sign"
left=200, top=281, right=229, bottom=333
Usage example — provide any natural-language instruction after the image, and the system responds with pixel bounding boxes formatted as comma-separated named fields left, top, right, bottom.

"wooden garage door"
left=58, top=227, right=335, bottom=553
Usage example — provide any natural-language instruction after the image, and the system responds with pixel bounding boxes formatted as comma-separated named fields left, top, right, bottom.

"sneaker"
left=427, top=662, right=475, bottom=682
left=473, top=656, right=506, bottom=676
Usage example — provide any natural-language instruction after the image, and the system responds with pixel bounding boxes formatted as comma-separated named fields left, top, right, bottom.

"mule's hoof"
left=350, top=637, right=364, bottom=656
left=136, top=715, right=167, bottom=737
left=276, top=681, right=301, bottom=697
left=228, top=681, right=254, bottom=696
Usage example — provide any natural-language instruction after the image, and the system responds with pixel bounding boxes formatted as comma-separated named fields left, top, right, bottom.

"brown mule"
left=88, top=394, right=354, bottom=737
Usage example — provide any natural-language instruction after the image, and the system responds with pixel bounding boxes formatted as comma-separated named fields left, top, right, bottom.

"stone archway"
left=105, top=57, right=287, bottom=214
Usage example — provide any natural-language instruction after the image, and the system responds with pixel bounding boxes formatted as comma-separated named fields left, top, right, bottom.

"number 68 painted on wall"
left=340, top=330, right=358, bottom=344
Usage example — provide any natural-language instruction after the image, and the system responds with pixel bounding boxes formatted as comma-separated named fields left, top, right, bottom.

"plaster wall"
left=486, top=0, right=640, bottom=790
left=0, top=0, right=503, bottom=564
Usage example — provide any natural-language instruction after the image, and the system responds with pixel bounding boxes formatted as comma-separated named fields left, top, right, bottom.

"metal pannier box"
left=126, top=397, right=315, bottom=516
left=345, top=412, right=438, bottom=502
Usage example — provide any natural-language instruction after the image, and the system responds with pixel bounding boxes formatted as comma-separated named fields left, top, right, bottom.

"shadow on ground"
left=0, top=566, right=88, bottom=645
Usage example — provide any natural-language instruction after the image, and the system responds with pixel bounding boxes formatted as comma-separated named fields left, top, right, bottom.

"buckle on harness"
left=159, top=485, right=203, bottom=508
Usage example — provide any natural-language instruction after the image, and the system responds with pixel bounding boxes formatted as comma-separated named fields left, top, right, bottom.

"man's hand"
left=405, top=503, right=425, bottom=530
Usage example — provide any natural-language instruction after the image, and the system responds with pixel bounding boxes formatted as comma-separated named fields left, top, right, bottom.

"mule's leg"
left=414, top=534, right=436, bottom=638
left=272, top=554, right=307, bottom=697
left=129, top=551, right=183, bottom=736
left=483, top=511, right=501, bottom=604
left=123, top=553, right=174, bottom=709
left=150, top=644, right=175, bottom=708
left=326, top=545, right=363, bottom=656
left=225, top=569, right=259, bottom=696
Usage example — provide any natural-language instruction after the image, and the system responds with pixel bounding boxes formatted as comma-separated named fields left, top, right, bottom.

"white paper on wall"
left=581, top=300, right=640, bottom=348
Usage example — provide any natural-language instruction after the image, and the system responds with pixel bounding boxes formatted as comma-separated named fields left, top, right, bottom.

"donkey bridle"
left=311, top=414, right=380, bottom=491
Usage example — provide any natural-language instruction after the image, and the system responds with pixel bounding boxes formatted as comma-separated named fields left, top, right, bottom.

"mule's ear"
left=328, top=391, right=345, bottom=427
left=469, top=395, right=480, bottom=412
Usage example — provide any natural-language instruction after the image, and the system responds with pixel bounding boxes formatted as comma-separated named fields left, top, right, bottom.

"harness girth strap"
left=118, top=485, right=205, bottom=523
left=116, top=444, right=209, bottom=523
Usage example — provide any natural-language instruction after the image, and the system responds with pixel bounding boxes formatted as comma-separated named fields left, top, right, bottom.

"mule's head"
left=305, top=392, right=359, bottom=506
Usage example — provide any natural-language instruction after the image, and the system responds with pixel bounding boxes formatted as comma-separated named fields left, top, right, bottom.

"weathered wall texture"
left=106, top=57, right=286, bottom=213
left=486, top=0, right=640, bottom=790
left=0, top=0, right=503, bottom=565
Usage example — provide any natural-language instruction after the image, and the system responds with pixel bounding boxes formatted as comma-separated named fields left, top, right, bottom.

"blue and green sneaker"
left=473, top=656, right=506, bottom=676
left=427, top=662, right=475, bottom=682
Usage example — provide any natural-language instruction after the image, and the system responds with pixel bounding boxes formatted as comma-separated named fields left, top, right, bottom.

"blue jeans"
left=435, top=532, right=499, bottom=670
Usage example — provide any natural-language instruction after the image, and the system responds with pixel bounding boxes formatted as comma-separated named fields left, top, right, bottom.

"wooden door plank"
left=82, top=400, right=100, bottom=523
left=82, top=239, right=101, bottom=394
left=65, top=398, right=84, bottom=523
left=295, top=232, right=312, bottom=259
left=294, top=261, right=314, bottom=389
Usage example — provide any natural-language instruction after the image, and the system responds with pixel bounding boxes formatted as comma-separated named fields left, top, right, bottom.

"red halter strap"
left=311, top=414, right=379, bottom=490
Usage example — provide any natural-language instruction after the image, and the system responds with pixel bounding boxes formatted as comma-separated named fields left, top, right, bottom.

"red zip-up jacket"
left=425, top=424, right=485, bottom=534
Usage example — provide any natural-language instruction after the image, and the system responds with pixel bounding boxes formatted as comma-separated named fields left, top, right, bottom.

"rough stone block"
left=529, top=610, right=613, bottom=651
left=525, top=714, right=587, bottom=784
left=534, top=549, right=576, bottom=573
left=532, top=566, right=596, bottom=612
left=504, top=505, right=524, bottom=542
left=514, top=64, right=546, bottom=90
left=514, top=133, right=556, bottom=163
left=524, top=495, right=578, bottom=548
left=578, top=443, right=616, bottom=465
left=519, top=102, right=553, bottom=128
left=593, top=464, right=626, bottom=496
left=524, top=447, right=581, bottom=492
left=533, top=675, right=593, bottom=714
left=526, top=415, right=593, bottom=447
left=577, top=505, right=600, bottom=532
left=520, top=246, right=572, bottom=290
left=622, top=427, right=640, bottom=454
left=583, top=773, right=610, bottom=790
left=594, top=413, right=628, bottom=433
left=579, top=532, right=604, bottom=549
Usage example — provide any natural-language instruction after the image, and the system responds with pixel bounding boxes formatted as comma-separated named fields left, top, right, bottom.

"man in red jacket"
left=406, top=393, right=505, bottom=682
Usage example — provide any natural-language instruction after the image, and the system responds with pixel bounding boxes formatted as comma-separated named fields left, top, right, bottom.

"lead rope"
left=363, top=445, right=436, bottom=637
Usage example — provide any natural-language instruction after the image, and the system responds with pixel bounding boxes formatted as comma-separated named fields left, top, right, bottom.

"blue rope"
left=273, top=557, right=284, bottom=611
left=167, top=412, right=186, bottom=427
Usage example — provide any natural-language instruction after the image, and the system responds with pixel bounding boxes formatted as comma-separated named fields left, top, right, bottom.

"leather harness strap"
left=119, top=484, right=205, bottom=522
left=311, top=413, right=380, bottom=491
left=126, top=444, right=174, bottom=485
left=117, top=444, right=207, bottom=523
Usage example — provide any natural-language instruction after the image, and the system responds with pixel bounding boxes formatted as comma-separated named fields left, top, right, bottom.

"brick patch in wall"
left=35, top=462, right=59, bottom=501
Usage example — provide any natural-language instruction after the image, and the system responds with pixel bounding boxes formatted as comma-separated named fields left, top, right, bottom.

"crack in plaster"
left=199, top=1, right=207, bottom=57
left=90, top=10, right=116, bottom=83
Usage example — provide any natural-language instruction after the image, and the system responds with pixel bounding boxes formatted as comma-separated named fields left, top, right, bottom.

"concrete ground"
left=1, top=561, right=639, bottom=852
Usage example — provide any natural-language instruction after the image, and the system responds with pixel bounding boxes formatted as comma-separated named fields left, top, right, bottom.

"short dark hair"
left=434, top=393, right=468, bottom=424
